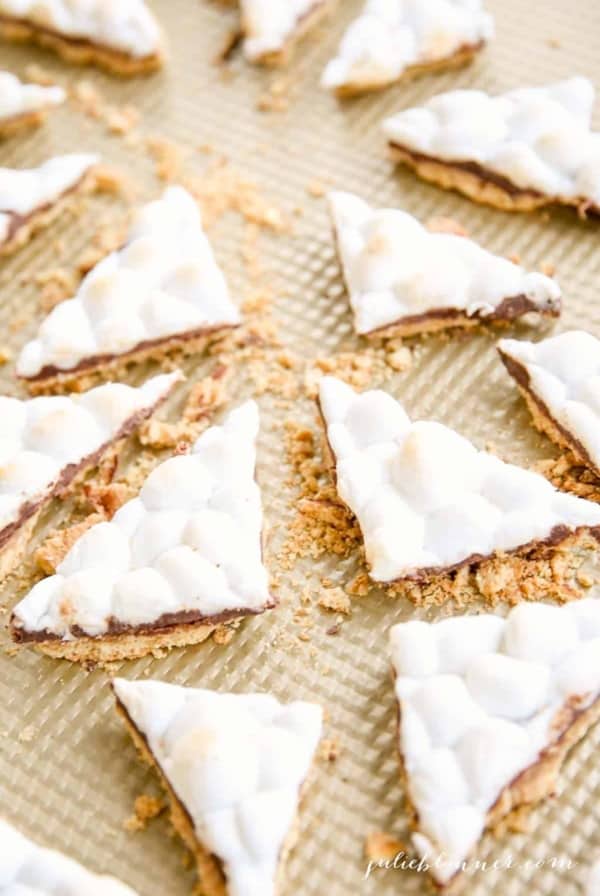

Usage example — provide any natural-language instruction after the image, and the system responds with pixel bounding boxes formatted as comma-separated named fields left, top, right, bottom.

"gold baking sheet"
left=0, top=1, right=599, bottom=894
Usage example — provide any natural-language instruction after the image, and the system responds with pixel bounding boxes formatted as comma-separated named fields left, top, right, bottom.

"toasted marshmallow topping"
left=240, top=0, right=320, bottom=61
left=0, top=817, right=139, bottom=895
left=0, top=70, right=65, bottom=121
left=12, top=402, right=271, bottom=639
left=0, top=153, right=98, bottom=245
left=383, top=77, right=600, bottom=205
left=319, top=376, right=600, bottom=582
left=17, top=186, right=240, bottom=380
left=390, top=599, right=600, bottom=884
left=0, top=0, right=162, bottom=58
left=499, top=331, right=600, bottom=475
left=329, top=191, right=560, bottom=334
left=0, top=371, right=180, bottom=536
left=114, top=678, right=322, bottom=896
left=322, top=0, right=493, bottom=93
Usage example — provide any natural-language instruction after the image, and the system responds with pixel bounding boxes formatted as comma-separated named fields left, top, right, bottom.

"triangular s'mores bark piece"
left=0, top=0, right=165, bottom=75
left=11, top=402, right=274, bottom=663
left=113, top=678, right=323, bottom=896
left=499, top=331, right=600, bottom=481
left=322, top=0, right=493, bottom=96
left=329, top=191, right=560, bottom=338
left=17, top=186, right=240, bottom=393
left=390, top=599, right=600, bottom=892
left=0, top=70, right=65, bottom=137
left=240, top=0, right=333, bottom=66
left=318, top=376, right=600, bottom=584
left=0, top=153, right=98, bottom=257
left=383, top=77, right=600, bottom=215
left=0, top=370, right=181, bottom=583
left=0, top=817, right=139, bottom=894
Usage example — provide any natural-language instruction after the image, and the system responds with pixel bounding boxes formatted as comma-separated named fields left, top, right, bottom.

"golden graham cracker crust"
left=114, top=693, right=312, bottom=895
left=362, top=294, right=560, bottom=340
left=388, top=145, right=600, bottom=217
left=396, top=692, right=600, bottom=894
left=0, top=15, right=165, bottom=76
left=332, top=41, right=484, bottom=98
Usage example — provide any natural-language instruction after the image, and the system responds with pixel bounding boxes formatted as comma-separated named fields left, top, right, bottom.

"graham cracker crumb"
left=77, top=218, right=128, bottom=275
left=139, top=364, right=230, bottom=449
left=365, top=832, right=406, bottom=861
left=35, top=267, right=78, bottom=312
left=279, top=421, right=362, bottom=569
left=18, top=725, right=37, bottom=743
left=257, top=77, right=292, bottom=113
left=146, top=135, right=187, bottom=182
left=212, top=623, right=238, bottom=646
left=536, top=453, right=600, bottom=503
left=83, top=481, right=133, bottom=518
left=123, top=795, right=165, bottom=832
left=307, top=180, right=326, bottom=198
left=318, top=587, right=351, bottom=615
left=0, top=346, right=12, bottom=364
left=34, top=513, right=105, bottom=574
left=24, top=64, right=57, bottom=86
left=182, top=158, right=287, bottom=232
left=320, top=737, right=340, bottom=761
left=93, top=164, right=128, bottom=195
left=385, top=342, right=412, bottom=372
left=71, top=80, right=141, bottom=138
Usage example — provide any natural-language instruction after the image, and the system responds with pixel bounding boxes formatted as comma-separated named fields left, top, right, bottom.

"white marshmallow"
left=0, top=817, right=138, bottom=894
left=0, top=0, right=162, bottom=58
left=320, top=376, right=600, bottom=582
left=12, top=402, right=272, bottom=640
left=383, top=78, right=600, bottom=206
left=113, top=679, right=322, bottom=896
left=240, top=0, right=321, bottom=61
left=499, top=330, right=600, bottom=476
left=0, top=371, right=180, bottom=535
left=0, top=70, right=65, bottom=122
left=322, top=0, right=493, bottom=93
left=329, top=191, right=560, bottom=335
left=390, top=598, right=600, bottom=884
left=17, top=187, right=240, bottom=379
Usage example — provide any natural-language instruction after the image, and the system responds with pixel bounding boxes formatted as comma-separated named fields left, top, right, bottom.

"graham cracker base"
left=0, top=18, right=164, bottom=76
left=333, top=42, right=483, bottom=98
left=363, top=305, right=558, bottom=340
left=398, top=695, right=600, bottom=894
left=115, top=696, right=313, bottom=896
left=388, top=146, right=555, bottom=214
left=247, top=0, right=335, bottom=66
left=21, top=328, right=236, bottom=395
left=21, top=619, right=220, bottom=666
left=0, top=168, right=99, bottom=258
